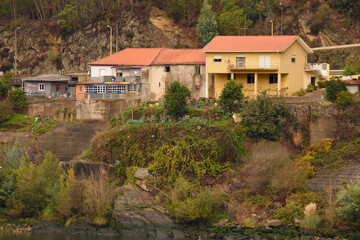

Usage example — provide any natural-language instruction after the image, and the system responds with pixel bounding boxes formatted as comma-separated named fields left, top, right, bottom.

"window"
left=195, top=65, right=201, bottom=74
left=129, top=85, right=137, bottom=92
left=227, top=73, right=231, bottom=80
left=213, top=55, right=222, bottom=62
left=38, top=83, right=45, bottom=91
left=259, top=55, right=270, bottom=68
left=79, top=86, right=83, bottom=92
left=236, top=56, right=245, bottom=68
left=269, top=74, right=278, bottom=84
left=117, top=72, right=123, bottom=77
left=247, top=74, right=255, bottom=84
left=165, top=66, right=170, bottom=72
left=107, top=85, right=127, bottom=94
left=85, top=85, right=97, bottom=93
left=291, top=55, right=296, bottom=63
left=97, top=85, right=106, bottom=93
left=99, top=69, right=106, bottom=76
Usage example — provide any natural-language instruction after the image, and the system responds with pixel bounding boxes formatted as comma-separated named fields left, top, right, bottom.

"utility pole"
left=270, top=20, right=273, bottom=36
left=280, top=2, right=283, bottom=35
left=14, top=27, right=20, bottom=76
left=115, top=21, right=119, bottom=53
left=107, top=25, right=113, bottom=55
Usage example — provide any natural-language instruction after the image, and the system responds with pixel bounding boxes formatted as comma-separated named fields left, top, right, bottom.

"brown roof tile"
left=152, top=49, right=205, bottom=65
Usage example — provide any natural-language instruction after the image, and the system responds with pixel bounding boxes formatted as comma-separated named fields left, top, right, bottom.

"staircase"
left=35, top=122, right=106, bottom=162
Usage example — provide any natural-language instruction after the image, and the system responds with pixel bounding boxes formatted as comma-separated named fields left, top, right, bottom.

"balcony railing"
left=228, top=63, right=279, bottom=71
left=91, top=76, right=142, bottom=83
left=305, top=63, right=328, bottom=71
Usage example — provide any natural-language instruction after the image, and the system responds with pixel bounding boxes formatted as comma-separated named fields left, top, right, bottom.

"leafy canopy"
left=325, top=80, right=347, bottom=101
left=196, top=0, right=218, bottom=47
left=8, top=88, right=26, bottom=109
left=241, top=97, right=288, bottom=141
left=337, top=181, right=360, bottom=223
left=164, top=81, right=191, bottom=118
left=57, top=4, right=79, bottom=34
left=219, top=80, right=244, bottom=112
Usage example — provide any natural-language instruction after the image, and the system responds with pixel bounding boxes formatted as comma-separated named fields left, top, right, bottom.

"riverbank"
left=0, top=219, right=359, bottom=240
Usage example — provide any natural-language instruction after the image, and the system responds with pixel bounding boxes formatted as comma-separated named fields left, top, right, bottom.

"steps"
left=35, top=122, right=106, bottom=162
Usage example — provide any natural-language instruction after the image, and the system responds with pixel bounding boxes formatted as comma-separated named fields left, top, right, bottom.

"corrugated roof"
left=89, top=48, right=163, bottom=66
left=152, top=49, right=205, bottom=65
left=202, top=35, right=311, bottom=53
left=22, top=75, right=71, bottom=82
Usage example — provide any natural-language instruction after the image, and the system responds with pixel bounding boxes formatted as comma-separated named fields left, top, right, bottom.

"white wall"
left=90, top=66, right=115, bottom=78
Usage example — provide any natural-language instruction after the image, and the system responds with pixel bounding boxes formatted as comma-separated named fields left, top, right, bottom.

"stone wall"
left=24, top=97, right=142, bottom=122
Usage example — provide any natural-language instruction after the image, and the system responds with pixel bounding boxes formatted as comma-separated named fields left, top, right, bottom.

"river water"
left=0, top=232, right=154, bottom=240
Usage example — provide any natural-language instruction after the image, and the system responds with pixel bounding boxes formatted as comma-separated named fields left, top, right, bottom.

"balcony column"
left=277, top=72, right=281, bottom=96
left=254, top=73, right=258, bottom=99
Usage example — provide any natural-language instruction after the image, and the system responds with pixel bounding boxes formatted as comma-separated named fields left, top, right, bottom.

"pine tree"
left=196, top=0, right=218, bottom=47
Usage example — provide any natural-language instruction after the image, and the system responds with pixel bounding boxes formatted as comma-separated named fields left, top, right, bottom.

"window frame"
left=38, top=83, right=45, bottom=91
left=269, top=74, right=278, bottom=84
left=247, top=74, right=255, bottom=84
left=195, top=65, right=201, bottom=74
left=291, top=55, right=296, bottom=63
left=129, top=85, right=137, bottom=92
left=165, top=66, right=170, bottom=72
left=213, top=55, right=222, bottom=62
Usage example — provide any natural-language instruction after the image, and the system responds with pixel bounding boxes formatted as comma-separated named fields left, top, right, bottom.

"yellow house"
left=202, top=35, right=329, bottom=98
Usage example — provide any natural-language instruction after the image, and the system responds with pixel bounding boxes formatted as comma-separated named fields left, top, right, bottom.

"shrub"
left=0, top=100, right=14, bottom=123
left=293, top=88, right=306, bottom=96
left=337, top=181, right=360, bottom=223
left=240, top=141, right=305, bottom=194
left=0, top=72, right=12, bottom=99
left=335, top=91, right=352, bottom=106
left=301, top=203, right=322, bottom=230
left=8, top=88, right=26, bottom=110
left=325, top=80, right=347, bottom=101
left=164, top=81, right=191, bottom=119
left=82, top=172, right=115, bottom=226
left=219, top=80, right=244, bottom=112
left=241, top=98, right=288, bottom=141
left=317, top=81, right=327, bottom=89
left=306, top=83, right=315, bottom=92
left=170, top=179, right=224, bottom=223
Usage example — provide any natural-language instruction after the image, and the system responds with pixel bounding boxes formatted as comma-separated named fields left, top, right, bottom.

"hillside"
left=1, top=0, right=360, bottom=74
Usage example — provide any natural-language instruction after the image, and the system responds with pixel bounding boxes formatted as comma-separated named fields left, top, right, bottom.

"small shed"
left=22, top=74, right=75, bottom=98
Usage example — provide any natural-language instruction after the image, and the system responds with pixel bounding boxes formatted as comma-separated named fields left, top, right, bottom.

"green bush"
left=0, top=72, right=12, bottom=99
left=337, top=181, right=360, bottom=223
left=241, top=98, right=288, bottom=141
left=8, top=88, right=26, bottom=109
left=293, top=88, right=306, bottom=96
left=306, top=83, right=315, bottom=92
left=325, top=80, right=347, bottom=101
left=164, top=81, right=191, bottom=119
left=317, top=81, right=327, bottom=89
left=169, top=177, right=224, bottom=223
left=0, top=100, right=14, bottom=123
left=219, top=80, right=244, bottom=112
left=335, top=91, right=352, bottom=106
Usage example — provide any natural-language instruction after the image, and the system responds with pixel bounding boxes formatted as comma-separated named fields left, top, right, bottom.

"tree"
left=337, top=181, right=360, bottom=223
left=218, top=80, right=244, bottom=112
left=325, top=80, right=347, bottom=101
left=335, top=91, right=352, bottom=106
left=241, top=97, right=288, bottom=141
left=57, top=4, right=79, bottom=34
left=8, top=88, right=26, bottom=109
left=164, top=81, right=191, bottom=118
left=196, top=0, right=218, bottom=47
left=0, top=72, right=12, bottom=99
left=218, top=8, right=253, bottom=35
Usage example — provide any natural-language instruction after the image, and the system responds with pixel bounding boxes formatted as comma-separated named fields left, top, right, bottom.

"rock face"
left=112, top=183, right=175, bottom=239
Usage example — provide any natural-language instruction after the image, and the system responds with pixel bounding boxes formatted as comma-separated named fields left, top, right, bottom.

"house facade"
left=81, top=48, right=206, bottom=102
left=22, top=75, right=75, bottom=98
left=202, top=36, right=329, bottom=98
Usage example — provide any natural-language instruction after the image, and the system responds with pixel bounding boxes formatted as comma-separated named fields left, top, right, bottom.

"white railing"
left=228, top=63, right=279, bottom=70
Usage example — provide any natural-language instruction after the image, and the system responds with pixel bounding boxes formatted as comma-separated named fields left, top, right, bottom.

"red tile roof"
left=89, top=48, right=163, bottom=66
left=152, top=49, right=205, bottom=65
left=89, top=48, right=205, bottom=66
left=202, top=35, right=306, bottom=52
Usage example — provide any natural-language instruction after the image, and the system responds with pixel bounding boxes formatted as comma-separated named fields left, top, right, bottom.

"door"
left=259, top=55, right=270, bottom=68
left=236, top=57, right=245, bottom=69
left=311, top=77, right=316, bottom=87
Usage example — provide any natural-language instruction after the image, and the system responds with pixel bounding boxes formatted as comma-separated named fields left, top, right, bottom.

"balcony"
left=91, top=75, right=142, bottom=83
left=228, top=63, right=279, bottom=71
left=305, top=63, right=329, bottom=79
